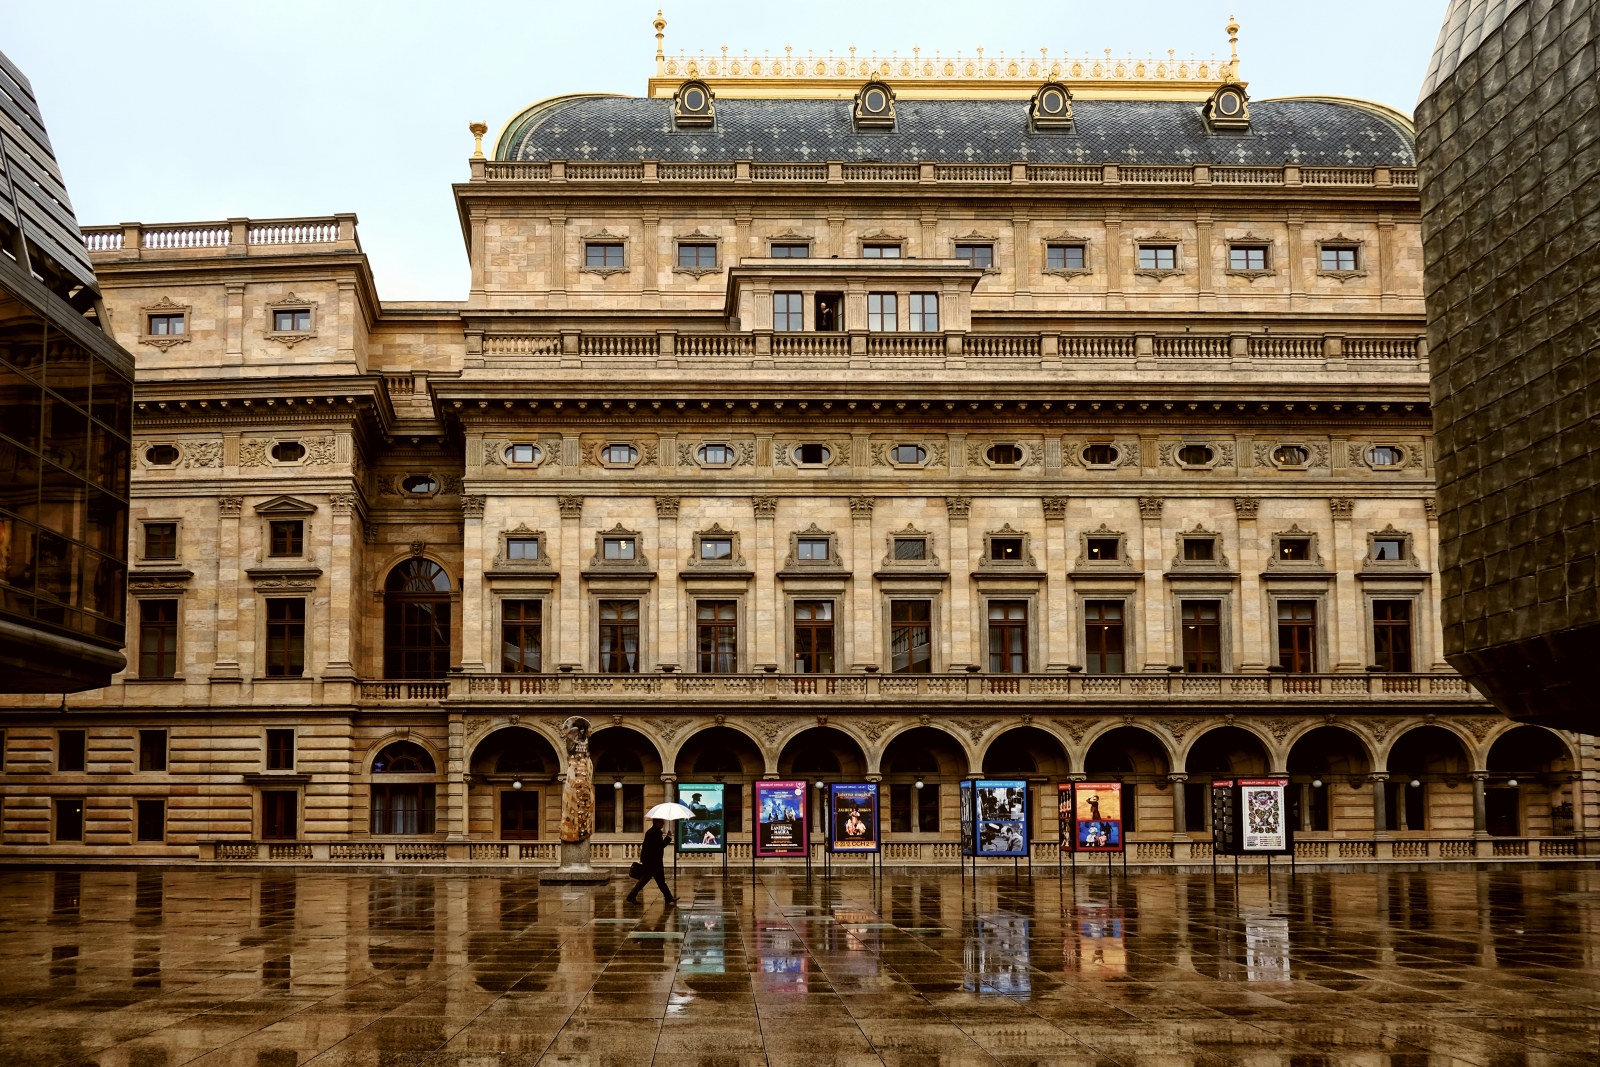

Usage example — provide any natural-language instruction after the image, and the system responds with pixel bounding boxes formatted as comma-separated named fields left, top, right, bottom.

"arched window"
left=372, top=741, right=436, bottom=774
left=384, top=560, right=452, bottom=679
left=371, top=741, right=437, bottom=835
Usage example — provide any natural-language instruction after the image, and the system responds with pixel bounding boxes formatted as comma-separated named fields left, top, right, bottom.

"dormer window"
left=854, top=80, right=896, bottom=129
left=1029, top=82, right=1074, bottom=129
left=1205, top=82, right=1251, bottom=129
left=673, top=79, right=715, bottom=127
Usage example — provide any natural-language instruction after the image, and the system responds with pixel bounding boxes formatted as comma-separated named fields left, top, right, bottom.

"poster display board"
left=754, top=780, right=808, bottom=857
left=1238, top=777, right=1291, bottom=854
left=960, top=780, right=975, bottom=856
left=828, top=783, right=879, bottom=853
left=676, top=783, right=725, bottom=853
left=1067, top=781, right=1124, bottom=852
left=1211, top=779, right=1239, bottom=854
left=974, top=779, right=1030, bottom=857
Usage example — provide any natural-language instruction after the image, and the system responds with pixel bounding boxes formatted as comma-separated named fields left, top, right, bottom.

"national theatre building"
left=1, top=22, right=1592, bottom=866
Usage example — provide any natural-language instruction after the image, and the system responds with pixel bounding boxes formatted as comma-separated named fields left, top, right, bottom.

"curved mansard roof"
left=497, top=95, right=1416, bottom=167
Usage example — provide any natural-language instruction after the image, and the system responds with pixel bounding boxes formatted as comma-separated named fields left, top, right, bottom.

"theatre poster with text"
left=754, top=780, right=808, bottom=857
left=828, top=782, right=879, bottom=853
left=676, top=782, right=725, bottom=853
left=1238, top=777, right=1291, bottom=854
left=1068, top=781, right=1124, bottom=852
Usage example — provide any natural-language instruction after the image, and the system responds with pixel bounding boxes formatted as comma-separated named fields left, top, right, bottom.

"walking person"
left=625, top=818, right=676, bottom=905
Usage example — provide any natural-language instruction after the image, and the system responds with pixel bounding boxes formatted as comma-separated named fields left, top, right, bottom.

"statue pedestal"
left=538, top=839, right=612, bottom=885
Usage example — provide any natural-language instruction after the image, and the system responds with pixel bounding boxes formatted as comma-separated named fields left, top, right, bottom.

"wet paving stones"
left=0, top=867, right=1599, bottom=1064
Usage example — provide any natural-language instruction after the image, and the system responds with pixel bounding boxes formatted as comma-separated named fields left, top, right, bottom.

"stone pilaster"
left=211, top=495, right=244, bottom=681
left=459, top=495, right=488, bottom=673
left=1329, top=498, right=1362, bottom=670
left=849, top=495, right=876, bottom=671
left=752, top=495, right=778, bottom=669
left=1234, top=497, right=1266, bottom=671
left=557, top=495, right=583, bottom=670
left=656, top=496, right=680, bottom=668
left=1137, top=496, right=1168, bottom=670
left=946, top=496, right=973, bottom=670
left=1042, top=496, right=1071, bottom=670
left=323, top=493, right=359, bottom=680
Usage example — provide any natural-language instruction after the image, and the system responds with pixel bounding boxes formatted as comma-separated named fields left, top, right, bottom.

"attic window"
left=1030, top=82, right=1074, bottom=129
left=1205, top=83, right=1251, bottom=129
left=853, top=80, right=896, bottom=129
left=673, top=79, right=715, bottom=127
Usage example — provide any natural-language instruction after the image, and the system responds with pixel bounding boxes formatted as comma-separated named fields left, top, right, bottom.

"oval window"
left=506, top=443, right=540, bottom=464
left=401, top=474, right=438, bottom=495
left=987, top=443, right=1023, bottom=465
left=602, top=443, right=639, bottom=464
left=271, top=441, right=305, bottom=463
left=1178, top=444, right=1215, bottom=466
left=1367, top=445, right=1404, bottom=466
left=1081, top=444, right=1118, bottom=466
left=1272, top=445, right=1308, bottom=466
left=699, top=443, right=732, bottom=465
left=684, top=87, right=705, bottom=111
left=1218, top=90, right=1242, bottom=116
left=865, top=88, right=886, bottom=112
left=1041, top=88, right=1065, bottom=114
left=891, top=444, right=926, bottom=465
left=145, top=444, right=180, bottom=466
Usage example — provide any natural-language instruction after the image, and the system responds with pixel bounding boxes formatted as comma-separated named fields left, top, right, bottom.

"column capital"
left=1167, top=773, right=1190, bottom=784
left=659, top=773, right=677, bottom=786
left=1368, top=772, right=1390, bottom=783
left=1471, top=770, right=1490, bottom=782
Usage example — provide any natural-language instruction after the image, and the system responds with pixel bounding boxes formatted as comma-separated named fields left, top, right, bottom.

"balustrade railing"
left=83, top=215, right=356, bottom=255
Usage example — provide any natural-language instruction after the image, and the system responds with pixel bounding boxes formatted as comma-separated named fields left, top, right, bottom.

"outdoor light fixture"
left=613, top=780, right=623, bottom=790
left=1410, top=778, right=1422, bottom=788
left=1508, top=778, right=1519, bottom=788
left=815, top=780, right=824, bottom=791
left=914, top=779, right=924, bottom=790
left=512, top=780, right=523, bottom=790
left=1311, top=778, right=1323, bottom=788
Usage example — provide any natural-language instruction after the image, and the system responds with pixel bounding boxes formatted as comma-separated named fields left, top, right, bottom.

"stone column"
left=1042, top=496, right=1071, bottom=670
left=459, top=496, right=488, bottom=673
left=1472, top=771, right=1489, bottom=837
left=1329, top=498, right=1362, bottom=670
left=656, top=496, right=680, bottom=670
left=849, top=496, right=877, bottom=670
left=1422, top=497, right=1450, bottom=670
left=224, top=283, right=245, bottom=367
left=324, top=493, right=359, bottom=680
left=447, top=713, right=468, bottom=840
left=1138, top=496, right=1169, bottom=670
left=1370, top=773, right=1390, bottom=838
left=211, top=495, right=244, bottom=681
left=753, top=496, right=779, bottom=669
left=557, top=496, right=583, bottom=670
left=946, top=497, right=974, bottom=669
left=1169, top=773, right=1190, bottom=840
left=1234, top=497, right=1266, bottom=671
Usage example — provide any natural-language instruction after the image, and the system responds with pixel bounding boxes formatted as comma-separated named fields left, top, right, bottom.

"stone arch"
left=360, top=733, right=444, bottom=776
left=777, top=725, right=868, bottom=778
left=872, top=720, right=976, bottom=774
left=1180, top=724, right=1273, bottom=775
left=588, top=724, right=665, bottom=778
left=1484, top=724, right=1579, bottom=837
left=672, top=725, right=766, bottom=778
left=1285, top=724, right=1375, bottom=834
left=666, top=721, right=768, bottom=772
left=1284, top=724, right=1373, bottom=777
left=981, top=725, right=1072, bottom=776
left=1484, top=723, right=1576, bottom=771
left=467, top=726, right=561, bottom=777
left=881, top=725, right=971, bottom=778
left=1377, top=722, right=1474, bottom=773
left=465, top=719, right=568, bottom=774
left=1083, top=725, right=1173, bottom=777
left=1380, top=724, right=1475, bottom=835
left=381, top=555, right=454, bottom=680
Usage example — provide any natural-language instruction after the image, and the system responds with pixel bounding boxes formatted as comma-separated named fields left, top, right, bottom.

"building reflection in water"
left=964, top=912, right=1030, bottom=995
left=258, top=872, right=296, bottom=928
left=51, top=871, right=80, bottom=922
left=367, top=876, right=437, bottom=983
left=134, top=869, right=163, bottom=926
left=679, top=910, right=727, bottom=974
left=1244, top=914, right=1291, bottom=984
left=756, top=920, right=807, bottom=991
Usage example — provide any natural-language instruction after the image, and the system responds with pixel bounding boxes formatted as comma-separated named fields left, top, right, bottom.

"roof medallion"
left=1029, top=81, right=1074, bottom=129
left=853, top=79, right=896, bottom=130
left=673, top=78, right=715, bottom=127
left=1204, top=81, right=1251, bottom=130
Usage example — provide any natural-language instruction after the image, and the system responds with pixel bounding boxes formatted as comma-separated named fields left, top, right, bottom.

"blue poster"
left=974, top=779, right=1029, bottom=857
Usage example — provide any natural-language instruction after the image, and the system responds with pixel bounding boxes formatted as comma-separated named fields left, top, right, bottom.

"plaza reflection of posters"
left=676, top=782, right=725, bottom=853
left=829, top=782, right=879, bottom=853
left=1071, top=781, right=1124, bottom=853
left=963, top=912, right=1031, bottom=995
left=974, top=780, right=1029, bottom=857
left=756, top=920, right=808, bottom=991
left=754, top=780, right=808, bottom=857
left=960, top=780, right=975, bottom=856
left=1239, top=777, right=1291, bottom=854
left=678, top=911, right=726, bottom=974
left=1245, top=914, right=1291, bottom=984
left=1075, top=906, right=1127, bottom=974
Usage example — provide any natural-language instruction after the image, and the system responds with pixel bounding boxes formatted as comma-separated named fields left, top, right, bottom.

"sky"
left=5, top=0, right=1450, bottom=302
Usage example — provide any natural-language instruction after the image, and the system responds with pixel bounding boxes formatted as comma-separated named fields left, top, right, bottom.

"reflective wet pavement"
left=2, top=867, right=1599, bottom=1065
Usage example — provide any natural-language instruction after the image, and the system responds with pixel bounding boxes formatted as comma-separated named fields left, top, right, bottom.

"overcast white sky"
left=5, top=0, right=1448, bottom=301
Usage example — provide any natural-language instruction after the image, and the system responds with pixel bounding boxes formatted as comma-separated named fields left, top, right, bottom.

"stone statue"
left=559, top=715, right=594, bottom=843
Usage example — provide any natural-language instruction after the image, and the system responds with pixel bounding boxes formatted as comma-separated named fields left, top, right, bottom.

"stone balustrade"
left=81, top=214, right=360, bottom=257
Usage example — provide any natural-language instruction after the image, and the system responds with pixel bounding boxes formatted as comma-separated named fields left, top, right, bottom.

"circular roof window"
left=1040, top=88, right=1067, bottom=115
left=1216, top=88, right=1245, bottom=117
left=864, top=87, right=887, bottom=112
left=683, top=86, right=706, bottom=111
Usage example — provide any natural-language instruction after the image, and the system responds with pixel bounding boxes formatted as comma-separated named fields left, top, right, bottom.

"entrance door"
left=1486, top=787, right=1520, bottom=837
left=501, top=790, right=540, bottom=839
left=262, top=791, right=298, bottom=840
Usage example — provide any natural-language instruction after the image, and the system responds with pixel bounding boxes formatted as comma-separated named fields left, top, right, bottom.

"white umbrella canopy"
left=645, top=802, right=696, bottom=821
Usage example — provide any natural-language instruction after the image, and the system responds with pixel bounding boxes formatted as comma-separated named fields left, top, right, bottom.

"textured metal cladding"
left=503, top=97, right=1417, bottom=167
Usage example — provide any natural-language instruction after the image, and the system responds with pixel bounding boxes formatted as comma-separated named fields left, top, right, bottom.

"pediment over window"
left=254, top=495, right=318, bottom=516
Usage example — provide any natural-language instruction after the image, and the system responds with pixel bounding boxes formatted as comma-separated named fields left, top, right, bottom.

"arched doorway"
left=370, top=740, right=439, bottom=836
left=468, top=727, right=562, bottom=840
left=674, top=727, right=765, bottom=846
left=1184, top=726, right=1270, bottom=835
left=880, top=726, right=967, bottom=838
left=1084, top=725, right=1172, bottom=835
left=983, top=726, right=1071, bottom=843
left=1485, top=726, right=1574, bottom=837
left=778, top=726, right=868, bottom=833
left=1285, top=726, right=1373, bottom=833
left=590, top=727, right=664, bottom=836
left=1385, top=726, right=1472, bottom=834
left=383, top=559, right=452, bottom=679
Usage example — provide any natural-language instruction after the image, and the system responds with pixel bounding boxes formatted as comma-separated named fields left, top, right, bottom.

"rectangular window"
left=147, top=313, right=185, bottom=336
left=697, top=600, right=738, bottom=673
left=770, top=243, right=810, bottom=258
left=677, top=243, right=717, bottom=268
left=987, top=600, right=1028, bottom=673
left=1277, top=537, right=1311, bottom=562
left=266, top=729, right=295, bottom=771
left=918, top=784, right=941, bottom=832
left=272, top=309, right=311, bottom=332
left=501, top=599, right=542, bottom=673
left=1138, top=245, right=1177, bottom=270
left=143, top=522, right=177, bottom=560
left=1086, top=537, right=1120, bottom=561
left=1181, top=601, right=1222, bottom=673
left=602, top=537, right=636, bottom=560
left=595, top=782, right=615, bottom=830
left=889, top=783, right=913, bottom=833
left=814, top=292, right=843, bottom=331
left=989, top=537, right=1024, bottom=561
left=699, top=537, right=733, bottom=560
left=890, top=600, right=932, bottom=674
left=1084, top=600, right=1126, bottom=674
left=585, top=242, right=624, bottom=268
left=907, top=293, right=939, bottom=332
left=55, top=798, right=84, bottom=842
left=773, top=292, right=804, bottom=332
left=139, top=599, right=179, bottom=679
left=956, top=243, right=994, bottom=268
left=138, top=730, right=167, bottom=772
left=1321, top=246, right=1359, bottom=271
left=1372, top=600, right=1414, bottom=672
left=1278, top=601, right=1317, bottom=673
left=58, top=730, right=86, bottom=773
left=867, top=292, right=897, bottom=332
left=370, top=785, right=436, bottom=835
left=1229, top=245, right=1268, bottom=270
left=268, top=520, right=303, bottom=558
left=506, top=536, right=539, bottom=560
left=725, top=784, right=743, bottom=833
left=793, top=600, right=835, bottom=673
left=622, top=784, right=645, bottom=833
left=796, top=537, right=830, bottom=561
left=261, top=790, right=298, bottom=839
left=862, top=243, right=901, bottom=258
left=1046, top=243, right=1086, bottom=270
left=1372, top=537, right=1407, bottom=561
left=599, top=599, right=641, bottom=673
left=1185, top=783, right=1209, bottom=832
left=893, top=537, right=927, bottom=561
left=265, top=599, right=306, bottom=677
left=136, top=799, right=165, bottom=842
left=1182, top=537, right=1216, bottom=561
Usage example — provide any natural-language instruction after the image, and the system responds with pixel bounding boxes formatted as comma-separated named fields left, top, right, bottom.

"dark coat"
left=640, top=824, right=668, bottom=871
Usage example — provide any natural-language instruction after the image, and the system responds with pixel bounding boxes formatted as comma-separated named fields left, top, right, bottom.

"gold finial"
left=1226, top=14, right=1240, bottom=77
left=654, top=10, right=667, bottom=60
left=469, top=121, right=487, bottom=159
